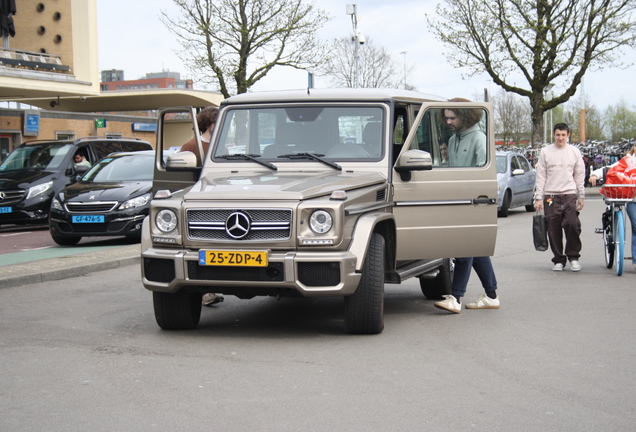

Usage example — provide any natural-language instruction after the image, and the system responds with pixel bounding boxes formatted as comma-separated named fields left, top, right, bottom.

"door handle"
left=473, top=197, right=496, bottom=205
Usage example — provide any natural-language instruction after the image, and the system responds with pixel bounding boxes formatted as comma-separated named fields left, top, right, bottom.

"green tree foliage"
left=604, top=99, right=636, bottom=143
left=161, top=0, right=331, bottom=98
left=428, top=0, right=636, bottom=144
left=562, top=95, right=606, bottom=142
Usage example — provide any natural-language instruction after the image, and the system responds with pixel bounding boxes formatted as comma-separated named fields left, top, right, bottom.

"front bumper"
left=50, top=208, right=147, bottom=237
left=141, top=246, right=361, bottom=298
left=0, top=194, right=51, bottom=225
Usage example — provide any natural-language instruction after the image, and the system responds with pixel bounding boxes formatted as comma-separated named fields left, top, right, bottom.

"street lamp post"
left=400, top=51, right=407, bottom=89
left=543, top=83, right=554, bottom=143
left=346, top=4, right=359, bottom=88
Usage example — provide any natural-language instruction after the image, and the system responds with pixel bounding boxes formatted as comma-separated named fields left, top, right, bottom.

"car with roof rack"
left=141, top=89, right=498, bottom=334
left=0, top=136, right=152, bottom=227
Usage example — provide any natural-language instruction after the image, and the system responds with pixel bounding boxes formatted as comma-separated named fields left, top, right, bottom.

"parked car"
left=0, top=137, right=152, bottom=227
left=48, top=150, right=155, bottom=245
left=141, top=90, right=498, bottom=334
left=496, top=151, right=536, bottom=217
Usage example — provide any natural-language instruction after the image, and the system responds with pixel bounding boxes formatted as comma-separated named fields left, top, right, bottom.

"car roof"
left=221, top=88, right=447, bottom=106
left=105, top=150, right=155, bottom=158
left=22, top=137, right=151, bottom=146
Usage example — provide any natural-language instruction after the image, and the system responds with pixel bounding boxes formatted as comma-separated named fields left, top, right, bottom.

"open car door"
left=152, top=106, right=204, bottom=193
left=391, top=101, right=498, bottom=260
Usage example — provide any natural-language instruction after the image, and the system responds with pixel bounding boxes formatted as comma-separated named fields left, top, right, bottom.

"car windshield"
left=213, top=105, right=384, bottom=160
left=496, top=155, right=507, bottom=174
left=0, top=143, right=72, bottom=171
left=81, top=154, right=154, bottom=182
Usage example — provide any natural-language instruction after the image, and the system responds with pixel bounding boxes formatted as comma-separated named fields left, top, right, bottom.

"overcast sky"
left=97, top=0, right=636, bottom=111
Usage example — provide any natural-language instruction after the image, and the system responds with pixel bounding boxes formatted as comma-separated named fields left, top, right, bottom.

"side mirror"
left=166, top=151, right=198, bottom=170
left=512, top=168, right=524, bottom=176
left=72, top=164, right=90, bottom=182
left=394, top=150, right=433, bottom=181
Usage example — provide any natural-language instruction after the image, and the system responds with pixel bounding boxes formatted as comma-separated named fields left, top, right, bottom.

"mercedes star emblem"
left=225, top=212, right=251, bottom=239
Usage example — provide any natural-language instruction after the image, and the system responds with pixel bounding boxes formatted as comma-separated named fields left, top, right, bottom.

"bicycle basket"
left=601, top=184, right=636, bottom=200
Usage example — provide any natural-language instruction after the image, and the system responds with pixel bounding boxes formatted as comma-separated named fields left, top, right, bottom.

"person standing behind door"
left=445, top=98, right=487, bottom=167
left=534, top=123, right=585, bottom=272
left=180, top=106, right=219, bottom=165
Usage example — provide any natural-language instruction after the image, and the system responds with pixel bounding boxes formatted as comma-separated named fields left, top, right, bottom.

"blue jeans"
left=451, top=257, right=498, bottom=298
left=626, top=202, right=636, bottom=264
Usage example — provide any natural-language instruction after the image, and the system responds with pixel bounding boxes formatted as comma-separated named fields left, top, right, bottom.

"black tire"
left=525, top=202, right=536, bottom=212
left=498, top=190, right=511, bottom=217
left=153, top=290, right=203, bottom=330
left=420, top=258, right=454, bottom=300
left=51, top=233, right=82, bottom=246
left=344, top=232, right=385, bottom=335
left=603, top=210, right=614, bottom=269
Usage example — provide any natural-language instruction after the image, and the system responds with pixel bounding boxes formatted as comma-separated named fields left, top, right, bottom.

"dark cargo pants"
left=543, top=194, right=582, bottom=265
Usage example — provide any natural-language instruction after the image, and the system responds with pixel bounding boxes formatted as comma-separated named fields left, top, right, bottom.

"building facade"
left=100, top=70, right=193, bottom=92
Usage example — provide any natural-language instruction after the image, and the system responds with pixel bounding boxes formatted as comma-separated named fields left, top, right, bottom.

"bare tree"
left=161, top=0, right=331, bottom=98
left=492, top=89, right=531, bottom=146
left=427, top=0, right=636, bottom=144
left=321, top=36, right=413, bottom=89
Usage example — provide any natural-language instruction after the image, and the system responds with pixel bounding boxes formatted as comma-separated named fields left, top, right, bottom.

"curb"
left=0, top=244, right=140, bottom=289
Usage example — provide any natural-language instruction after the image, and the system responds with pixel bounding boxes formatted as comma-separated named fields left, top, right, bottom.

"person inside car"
left=73, top=152, right=91, bottom=169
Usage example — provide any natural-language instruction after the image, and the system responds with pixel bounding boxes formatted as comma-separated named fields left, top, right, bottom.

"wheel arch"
left=348, top=212, right=396, bottom=272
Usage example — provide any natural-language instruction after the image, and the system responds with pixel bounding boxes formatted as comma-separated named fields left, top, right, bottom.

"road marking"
left=20, top=246, right=54, bottom=252
left=0, top=232, right=30, bottom=237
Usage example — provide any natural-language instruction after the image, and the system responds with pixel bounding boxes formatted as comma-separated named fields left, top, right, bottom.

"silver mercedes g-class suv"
left=141, top=89, right=497, bottom=334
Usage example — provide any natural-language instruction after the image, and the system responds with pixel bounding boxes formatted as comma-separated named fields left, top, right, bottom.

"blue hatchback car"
left=496, top=151, right=536, bottom=217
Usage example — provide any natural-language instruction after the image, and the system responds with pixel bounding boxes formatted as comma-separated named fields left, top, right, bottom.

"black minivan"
left=0, top=137, right=152, bottom=227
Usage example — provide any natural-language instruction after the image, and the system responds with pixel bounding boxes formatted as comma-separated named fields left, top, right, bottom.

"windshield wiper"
left=218, top=154, right=277, bottom=171
left=276, top=153, right=342, bottom=171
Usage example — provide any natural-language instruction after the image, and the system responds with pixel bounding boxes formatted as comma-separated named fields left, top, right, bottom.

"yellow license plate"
left=198, top=250, right=268, bottom=267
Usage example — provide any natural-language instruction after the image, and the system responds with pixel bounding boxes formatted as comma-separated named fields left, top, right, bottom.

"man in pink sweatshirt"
left=535, top=123, right=586, bottom=272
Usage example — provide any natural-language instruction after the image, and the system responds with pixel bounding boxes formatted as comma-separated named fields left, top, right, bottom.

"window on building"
left=56, top=132, right=76, bottom=140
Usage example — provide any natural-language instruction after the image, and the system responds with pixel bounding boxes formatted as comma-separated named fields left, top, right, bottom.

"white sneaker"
left=465, top=294, right=500, bottom=309
left=434, top=295, right=461, bottom=314
left=570, top=260, right=581, bottom=272
left=552, top=263, right=564, bottom=271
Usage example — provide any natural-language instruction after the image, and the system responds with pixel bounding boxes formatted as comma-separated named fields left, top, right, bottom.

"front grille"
left=65, top=201, right=118, bottom=213
left=0, top=189, right=26, bottom=206
left=187, top=261, right=284, bottom=282
left=298, top=262, right=341, bottom=287
left=187, top=208, right=292, bottom=241
left=144, top=258, right=176, bottom=283
left=70, top=223, right=108, bottom=233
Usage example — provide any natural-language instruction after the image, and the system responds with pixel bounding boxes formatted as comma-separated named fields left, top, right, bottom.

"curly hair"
left=447, top=97, right=482, bottom=129
left=197, top=106, right=219, bottom=134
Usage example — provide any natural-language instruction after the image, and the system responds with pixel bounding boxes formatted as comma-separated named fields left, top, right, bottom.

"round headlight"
left=156, top=209, right=177, bottom=233
left=309, top=210, right=333, bottom=234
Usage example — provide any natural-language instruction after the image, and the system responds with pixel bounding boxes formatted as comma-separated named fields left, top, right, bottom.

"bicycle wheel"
left=603, top=209, right=614, bottom=269
left=616, top=210, right=625, bottom=276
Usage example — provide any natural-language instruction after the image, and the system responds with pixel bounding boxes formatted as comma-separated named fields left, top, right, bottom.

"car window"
left=81, top=155, right=154, bottom=182
left=0, top=143, right=72, bottom=171
left=121, top=141, right=152, bottom=152
left=93, top=142, right=123, bottom=160
left=518, top=155, right=531, bottom=172
left=496, top=155, right=506, bottom=174
left=511, top=156, right=520, bottom=171
left=410, top=107, right=489, bottom=168
left=214, top=106, right=384, bottom=160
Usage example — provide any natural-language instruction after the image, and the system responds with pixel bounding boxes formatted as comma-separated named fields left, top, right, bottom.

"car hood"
left=184, top=171, right=387, bottom=201
left=0, top=169, right=57, bottom=190
left=60, top=181, right=152, bottom=202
